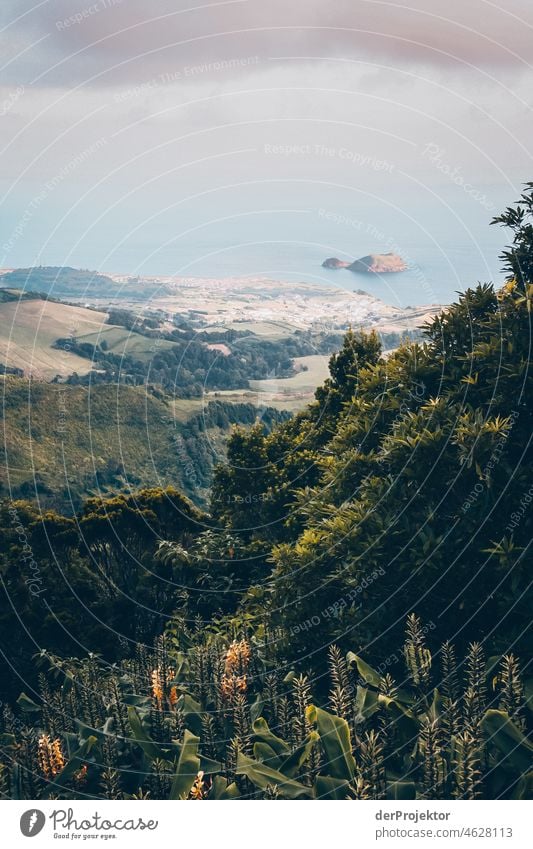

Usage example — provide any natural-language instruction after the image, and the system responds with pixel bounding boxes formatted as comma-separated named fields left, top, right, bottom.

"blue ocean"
left=3, top=181, right=513, bottom=309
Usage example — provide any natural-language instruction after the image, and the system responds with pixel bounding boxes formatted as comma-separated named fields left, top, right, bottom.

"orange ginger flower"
left=151, top=667, right=177, bottom=708
left=220, top=639, right=251, bottom=701
left=151, top=668, right=164, bottom=705
left=37, top=734, right=65, bottom=778
left=74, top=764, right=88, bottom=785
left=224, top=639, right=251, bottom=676
left=189, top=771, right=206, bottom=799
left=220, top=673, right=248, bottom=701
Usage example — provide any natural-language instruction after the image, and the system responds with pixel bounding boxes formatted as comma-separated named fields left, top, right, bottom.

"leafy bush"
left=1, top=616, right=530, bottom=800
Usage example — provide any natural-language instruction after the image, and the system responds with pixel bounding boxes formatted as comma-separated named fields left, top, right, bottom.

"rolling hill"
left=0, top=266, right=171, bottom=300
left=0, top=292, right=175, bottom=379
left=0, top=378, right=284, bottom=511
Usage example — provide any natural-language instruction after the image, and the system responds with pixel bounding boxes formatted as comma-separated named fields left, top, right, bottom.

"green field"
left=0, top=295, right=177, bottom=377
left=250, top=354, right=330, bottom=392
left=206, top=354, right=330, bottom=412
left=0, top=378, right=286, bottom=510
left=0, top=379, right=187, bottom=508
left=0, top=298, right=112, bottom=378
left=206, top=320, right=298, bottom=340
left=78, top=326, right=175, bottom=361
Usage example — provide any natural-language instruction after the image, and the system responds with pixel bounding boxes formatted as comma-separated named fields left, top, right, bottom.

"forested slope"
left=0, top=191, right=532, bottom=800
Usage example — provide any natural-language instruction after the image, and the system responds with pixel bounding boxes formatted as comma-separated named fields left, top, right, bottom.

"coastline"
left=80, top=272, right=446, bottom=335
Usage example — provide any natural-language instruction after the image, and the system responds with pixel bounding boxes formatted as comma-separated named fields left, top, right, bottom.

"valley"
left=0, top=268, right=443, bottom=510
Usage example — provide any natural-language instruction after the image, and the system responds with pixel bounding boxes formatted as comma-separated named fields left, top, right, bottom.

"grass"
left=250, top=355, right=330, bottom=392
left=203, top=354, right=330, bottom=413
left=208, top=320, right=298, bottom=340
left=0, top=298, right=110, bottom=379
left=214, top=354, right=331, bottom=411
left=0, top=378, right=286, bottom=511
left=0, top=296, right=176, bottom=377
left=78, top=327, right=174, bottom=361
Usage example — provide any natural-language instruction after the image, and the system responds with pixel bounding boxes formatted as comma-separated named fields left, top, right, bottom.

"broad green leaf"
left=249, top=694, right=265, bottom=724
left=386, top=780, right=417, bottom=799
left=355, top=686, right=379, bottom=720
left=176, top=693, right=203, bottom=736
left=198, top=753, right=223, bottom=775
left=252, top=717, right=290, bottom=758
left=346, top=652, right=382, bottom=688
left=307, top=705, right=356, bottom=781
left=169, top=730, right=201, bottom=800
left=253, top=742, right=282, bottom=768
left=378, top=694, right=418, bottom=739
left=279, top=731, right=320, bottom=778
left=482, top=710, right=533, bottom=773
left=75, top=716, right=115, bottom=744
left=236, top=751, right=311, bottom=799
left=209, top=775, right=240, bottom=799
left=127, top=706, right=163, bottom=762
left=429, top=688, right=445, bottom=722
left=314, top=775, right=350, bottom=800
left=16, top=692, right=40, bottom=713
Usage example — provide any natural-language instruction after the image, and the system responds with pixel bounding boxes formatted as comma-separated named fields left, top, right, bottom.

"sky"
left=1, top=0, right=532, bottom=276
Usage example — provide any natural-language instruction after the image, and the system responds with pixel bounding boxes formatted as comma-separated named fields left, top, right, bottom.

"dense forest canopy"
left=0, top=190, right=532, bottom=800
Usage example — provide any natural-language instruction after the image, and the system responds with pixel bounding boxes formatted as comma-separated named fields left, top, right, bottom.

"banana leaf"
left=346, top=652, right=382, bottom=688
left=16, top=692, right=40, bottom=713
left=386, top=779, right=417, bottom=799
left=314, top=775, right=350, bottom=800
left=252, top=717, right=290, bottom=758
left=482, top=710, right=533, bottom=773
left=279, top=731, right=320, bottom=778
left=236, top=751, right=311, bottom=798
left=169, top=730, right=201, bottom=800
left=127, top=706, right=168, bottom=762
left=355, top=686, right=379, bottom=720
left=209, top=775, right=240, bottom=799
left=253, top=742, right=282, bottom=768
left=176, top=693, right=203, bottom=736
left=307, top=705, right=356, bottom=781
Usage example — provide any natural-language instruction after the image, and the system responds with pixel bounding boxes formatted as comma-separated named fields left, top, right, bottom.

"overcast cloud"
left=1, top=1, right=532, bottom=272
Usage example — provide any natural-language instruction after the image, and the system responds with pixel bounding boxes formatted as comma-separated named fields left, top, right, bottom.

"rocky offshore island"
left=323, top=252, right=407, bottom=273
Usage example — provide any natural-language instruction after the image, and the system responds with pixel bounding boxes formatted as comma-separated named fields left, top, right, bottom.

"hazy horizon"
left=1, top=1, right=532, bottom=300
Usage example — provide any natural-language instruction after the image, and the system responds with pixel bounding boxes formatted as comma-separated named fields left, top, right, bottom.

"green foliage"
left=0, top=378, right=286, bottom=511
left=251, top=273, right=532, bottom=663
left=1, top=194, right=533, bottom=801
left=59, top=321, right=343, bottom=399
left=1, top=618, right=530, bottom=800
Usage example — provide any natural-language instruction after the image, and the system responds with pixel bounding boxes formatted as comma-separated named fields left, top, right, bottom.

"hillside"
left=0, top=378, right=284, bottom=510
left=0, top=293, right=179, bottom=379
left=0, top=192, right=532, bottom=801
left=0, top=296, right=110, bottom=379
left=0, top=266, right=171, bottom=300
